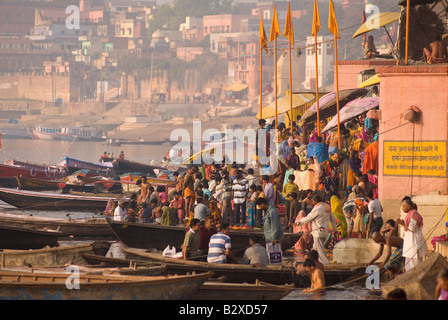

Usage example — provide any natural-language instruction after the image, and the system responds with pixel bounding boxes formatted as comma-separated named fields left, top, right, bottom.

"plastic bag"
left=162, top=245, right=177, bottom=258
left=266, top=242, right=283, bottom=265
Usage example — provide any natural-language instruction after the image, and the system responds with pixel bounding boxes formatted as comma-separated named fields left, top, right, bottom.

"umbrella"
left=298, top=88, right=368, bottom=126
left=256, top=93, right=315, bottom=119
left=359, top=74, right=380, bottom=88
left=181, top=147, right=215, bottom=165
left=352, top=12, right=401, bottom=39
left=322, top=97, right=380, bottom=133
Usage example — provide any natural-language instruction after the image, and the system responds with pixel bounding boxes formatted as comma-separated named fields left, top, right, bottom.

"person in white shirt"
left=297, top=192, right=339, bottom=264
left=114, top=201, right=127, bottom=221
left=366, top=190, right=383, bottom=238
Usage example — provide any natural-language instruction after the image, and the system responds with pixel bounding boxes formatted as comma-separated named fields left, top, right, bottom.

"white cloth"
left=402, top=218, right=428, bottom=271
left=113, top=206, right=127, bottom=222
left=298, top=203, right=338, bottom=265
left=368, top=199, right=382, bottom=219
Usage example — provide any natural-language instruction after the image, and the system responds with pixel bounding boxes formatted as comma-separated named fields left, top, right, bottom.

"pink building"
left=202, top=14, right=251, bottom=36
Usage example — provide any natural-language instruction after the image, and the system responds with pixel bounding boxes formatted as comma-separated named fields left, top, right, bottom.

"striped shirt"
left=207, top=232, right=231, bottom=263
left=232, top=178, right=249, bottom=204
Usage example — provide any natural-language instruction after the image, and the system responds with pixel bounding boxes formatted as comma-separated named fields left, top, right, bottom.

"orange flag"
left=269, top=5, right=281, bottom=42
left=259, top=13, right=268, bottom=54
left=284, top=3, right=294, bottom=46
left=312, top=0, right=321, bottom=37
left=328, top=0, right=340, bottom=39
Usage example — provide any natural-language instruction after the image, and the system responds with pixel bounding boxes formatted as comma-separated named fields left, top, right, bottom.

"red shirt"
left=199, top=225, right=217, bottom=250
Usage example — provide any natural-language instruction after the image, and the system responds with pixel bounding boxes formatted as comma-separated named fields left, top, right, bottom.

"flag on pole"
left=284, top=3, right=294, bottom=46
left=269, top=5, right=281, bottom=42
left=260, top=13, right=268, bottom=54
left=362, top=8, right=367, bottom=45
left=328, top=0, right=340, bottom=39
left=312, top=0, right=321, bottom=37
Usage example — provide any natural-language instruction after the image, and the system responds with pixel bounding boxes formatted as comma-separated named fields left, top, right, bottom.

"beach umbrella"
left=256, top=93, right=315, bottom=120
left=359, top=74, right=380, bottom=88
left=298, top=88, right=368, bottom=126
left=342, top=198, right=366, bottom=217
left=352, top=12, right=401, bottom=40
left=322, top=97, right=380, bottom=133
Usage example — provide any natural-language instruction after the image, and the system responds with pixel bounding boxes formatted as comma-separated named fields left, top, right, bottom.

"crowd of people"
left=104, top=110, right=440, bottom=295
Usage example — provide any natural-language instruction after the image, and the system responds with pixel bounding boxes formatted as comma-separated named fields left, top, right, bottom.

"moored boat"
left=0, top=270, right=213, bottom=300
left=0, top=187, right=127, bottom=211
left=0, top=224, right=61, bottom=250
left=191, top=281, right=295, bottom=300
left=16, top=175, right=61, bottom=191
left=112, top=158, right=165, bottom=176
left=0, top=162, right=62, bottom=188
left=58, top=157, right=113, bottom=175
left=123, top=248, right=359, bottom=288
left=0, top=213, right=114, bottom=239
left=0, top=241, right=111, bottom=268
left=107, top=218, right=301, bottom=254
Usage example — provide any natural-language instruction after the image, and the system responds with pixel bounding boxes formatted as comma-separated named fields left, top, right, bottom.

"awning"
left=359, top=74, right=380, bottom=88
left=352, top=12, right=401, bottom=39
left=256, top=93, right=315, bottom=119
left=298, top=88, right=368, bottom=125
left=223, top=83, right=248, bottom=92
left=322, top=97, right=380, bottom=133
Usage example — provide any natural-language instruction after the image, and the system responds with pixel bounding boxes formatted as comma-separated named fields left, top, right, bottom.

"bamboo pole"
left=314, top=34, right=320, bottom=136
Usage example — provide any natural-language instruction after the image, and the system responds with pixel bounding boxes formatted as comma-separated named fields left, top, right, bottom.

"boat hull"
left=0, top=241, right=111, bottom=268
left=0, top=225, right=61, bottom=250
left=123, top=248, right=358, bottom=288
left=0, top=187, right=125, bottom=211
left=0, top=270, right=212, bottom=300
left=107, top=219, right=301, bottom=253
left=0, top=213, right=115, bottom=239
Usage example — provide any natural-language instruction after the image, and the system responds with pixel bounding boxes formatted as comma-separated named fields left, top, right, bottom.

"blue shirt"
left=207, top=232, right=231, bottom=263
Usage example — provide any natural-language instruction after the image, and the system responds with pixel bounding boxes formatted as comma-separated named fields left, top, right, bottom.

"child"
left=255, top=185, right=265, bottom=228
left=157, top=186, right=168, bottom=206
left=435, top=268, right=448, bottom=300
left=247, top=184, right=258, bottom=228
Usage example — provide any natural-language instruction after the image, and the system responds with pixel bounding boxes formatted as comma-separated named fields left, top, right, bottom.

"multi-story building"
left=303, top=35, right=334, bottom=90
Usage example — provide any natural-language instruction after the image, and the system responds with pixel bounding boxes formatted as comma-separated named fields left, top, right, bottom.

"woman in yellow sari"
left=330, top=195, right=347, bottom=239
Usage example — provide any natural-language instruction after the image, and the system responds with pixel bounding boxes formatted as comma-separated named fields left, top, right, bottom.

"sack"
left=266, top=242, right=283, bottom=265
left=162, top=245, right=176, bottom=258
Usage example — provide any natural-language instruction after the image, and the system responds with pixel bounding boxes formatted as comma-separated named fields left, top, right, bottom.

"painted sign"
left=383, top=140, right=447, bottom=177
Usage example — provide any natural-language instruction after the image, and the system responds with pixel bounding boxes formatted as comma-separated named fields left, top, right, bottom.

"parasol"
left=298, top=88, right=368, bottom=126
left=322, top=97, right=380, bottom=133
left=256, top=93, right=315, bottom=119
left=359, top=74, right=380, bottom=88
left=352, top=12, right=401, bottom=39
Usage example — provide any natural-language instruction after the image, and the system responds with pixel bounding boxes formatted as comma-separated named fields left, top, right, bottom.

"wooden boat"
left=107, top=218, right=301, bottom=254
left=123, top=248, right=359, bottom=288
left=0, top=224, right=61, bottom=250
left=381, top=252, right=448, bottom=300
left=0, top=241, right=112, bottom=268
left=0, top=213, right=115, bottom=239
left=112, top=158, right=165, bottom=176
left=82, top=253, right=160, bottom=268
left=0, top=187, right=127, bottom=211
left=0, top=162, right=62, bottom=188
left=16, top=175, right=61, bottom=191
left=57, top=156, right=112, bottom=175
left=191, top=281, right=295, bottom=300
left=0, top=269, right=213, bottom=300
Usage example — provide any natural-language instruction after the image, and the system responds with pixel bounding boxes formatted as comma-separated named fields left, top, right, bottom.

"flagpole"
left=314, top=33, right=320, bottom=136
left=405, top=0, right=410, bottom=64
left=260, top=35, right=263, bottom=119
left=274, top=36, right=278, bottom=130
left=334, top=34, right=341, bottom=149
left=289, top=38, right=293, bottom=134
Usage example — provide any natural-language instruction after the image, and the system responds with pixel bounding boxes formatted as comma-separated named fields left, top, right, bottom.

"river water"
left=0, top=138, right=170, bottom=166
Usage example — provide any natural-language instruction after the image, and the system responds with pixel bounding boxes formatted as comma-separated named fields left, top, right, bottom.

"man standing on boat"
left=296, top=192, right=338, bottom=265
left=255, top=197, right=284, bottom=245
left=183, top=165, right=198, bottom=218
